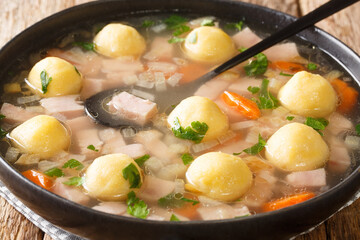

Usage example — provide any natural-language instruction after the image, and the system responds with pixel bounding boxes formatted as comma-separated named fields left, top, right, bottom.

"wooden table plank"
left=0, top=1, right=358, bottom=240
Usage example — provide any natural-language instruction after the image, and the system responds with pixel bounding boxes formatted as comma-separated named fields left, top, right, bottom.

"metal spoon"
left=85, top=0, right=359, bottom=128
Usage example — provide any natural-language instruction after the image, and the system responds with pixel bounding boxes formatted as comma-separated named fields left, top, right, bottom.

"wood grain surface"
left=0, top=0, right=359, bottom=239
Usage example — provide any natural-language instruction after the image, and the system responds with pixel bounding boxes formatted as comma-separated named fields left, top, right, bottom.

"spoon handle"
left=196, top=0, right=360, bottom=83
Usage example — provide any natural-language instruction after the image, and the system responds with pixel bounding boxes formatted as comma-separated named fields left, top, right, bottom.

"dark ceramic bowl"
left=0, top=0, right=359, bottom=239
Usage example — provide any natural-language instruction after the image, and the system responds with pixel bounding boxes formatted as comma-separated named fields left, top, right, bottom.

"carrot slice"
left=263, top=192, right=315, bottom=212
left=331, top=78, right=358, bottom=114
left=22, top=170, right=53, bottom=190
left=271, top=61, right=305, bottom=73
left=173, top=193, right=200, bottom=219
left=221, top=91, right=261, bottom=120
left=178, top=63, right=207, bottom=84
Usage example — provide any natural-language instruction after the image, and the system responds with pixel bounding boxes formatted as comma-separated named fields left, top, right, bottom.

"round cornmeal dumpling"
left=28, top=57, right=82, bottom=97
left=10, top=115, right=70, bottom=159
left=265, top=122, right=329, bottom=172
left=84, top=154, right=143, bottom=201
left=185, top=152, right=253, bottom=202
left=278, top=71, right=337, bottom=117
left=183, top=26, right=236, bottom=64
left=94, top=23, right=146, bottom=58
left=167, top=96, right=229, bottom=142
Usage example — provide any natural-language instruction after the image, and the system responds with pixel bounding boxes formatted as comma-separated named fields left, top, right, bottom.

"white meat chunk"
left=143, top=37, right=174, bottom=61
left=70, top=129, right=103, bottom=159
left=101, top=58, right=144, bottom=73
left=0, top=103, right=39, bottom=124
left=227, top=77, right=261, bottom=98
left=194, top=77, right=233, bottom=100
left=108, top=92, right=158, bottom=126
left=263, top=43, right=300, bottom=62
left=326, top=112, right=353, bottom=135
left=214, top=98, right=248, bottom=123
left=92, top=202, right=127, bottom=215
left=328, top=144, right=351, bottom=173
left=109, top=143, right=147, bottom=159
left=40, top=95, right=84, bottom=119
left=286, top=168, right=326, bottom=187
left=232, top=27, right=261, bottom=49
left=137, top=175, right=175, bottom=202
left=101, top=136, right=127, bottom=155
left=52, top=177, right=90, bottom=205
left=197, top=203, right=250, bottom=220
left=66, top=116, right=96, bottom=132
left=80, top=78, right=105, bottom=100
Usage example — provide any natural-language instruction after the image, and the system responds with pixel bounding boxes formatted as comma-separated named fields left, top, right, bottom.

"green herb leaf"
left=247, top=86, right=260, bottom=94
left=226, top=21, right=244, bottom=31
left=0, top=128, right=7, bottom=138
left=256, top=79, right=280, bottom=109
left=168, top=37, right=186, bottom=44
left=241, top=134, right=266, bottom=155
left=127, top=191, right=149, bottom=219
left=134, top=154, right=150, bottom=167
left=170, top=214, right=180, bottom=221
left=180, top=197, right=200, bottom=206
left=244, top=53, right=268, bottom=76
left=235, top=214, right=250, bottom=218
left=142, top=20, right=155, bottom=28
left=305, top=117, right=329, bottom=136
left=172, top=117, right=208, bottom=143
left=40, top=70, right=52, bottom=94
left=307, top=63, right=317, bottom=71
left=44, top=167, right=64, bottom=177
left=63, top=177, right=84, bottom=186
left=74, top=66, right=81, bottom=76
left=186, top=31, right=197, bottom=44
left=72, top=41, right=95, bottom=51
left=164, top=15, right=188, bottom=30
left=355, top=124, right=360, bottom=136
left=62, top=159, right=84, bottom=171
left=158, top=193, right=185, bottom=208
left=87, top=144, right=99, bottom=152
left=173, top=25, right=191, bottom=36
left=0, top=114, right=6, bottom=120
left=279, top=72, right=293, bottom=77
left=122, top=163, right=142, bottom=188
left=286, top=116, right=295, bottom=121
left=181, top=153, right=194, bottom=165
left=201, top=19, right=215, bottom=26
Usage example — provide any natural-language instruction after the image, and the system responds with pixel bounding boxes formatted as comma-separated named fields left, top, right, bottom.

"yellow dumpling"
left=265, top=123, right=329, bottom=172
left=278, top=71, right=337, bottom=117
left=183, top=26, right=236, bottom=64
left=185, top=152, right=253, bottom=202
left=27, top=57, right=82, bottom=97
left=83, top=153, right=143, bottom=201
left=167, top=96, right=229, bottom=142
left=10, top=115, right=70, bottom=159
left=94, top=23, right=146, bottom=58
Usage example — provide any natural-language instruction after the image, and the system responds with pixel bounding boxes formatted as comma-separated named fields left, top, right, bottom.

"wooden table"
left=0, top=0, right=359, bottom=239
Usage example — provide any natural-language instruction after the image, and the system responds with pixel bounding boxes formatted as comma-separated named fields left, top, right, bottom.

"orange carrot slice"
left=221, top=91, right=261, bottom=120
left=263, top=192, right=315, bottom=212
left=173, top=193, right=200, bottom=220
left=22, top=170, right=53, bottom=190
left=271, top=61, right=305, bottom=73
left=331, top=78, right=358, bottom=114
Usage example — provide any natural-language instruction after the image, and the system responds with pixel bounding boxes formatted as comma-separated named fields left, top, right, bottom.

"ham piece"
left=286, top=168, right=327, bottom=187
left=40, top=95, right=84, bottom=119
left=108, top=91, right=158, bottom=126
left=52, top=177, right=90, bottom=205
left=137, top=175, right=175, bottom=202
left=0, top=103, right=39, bottom=124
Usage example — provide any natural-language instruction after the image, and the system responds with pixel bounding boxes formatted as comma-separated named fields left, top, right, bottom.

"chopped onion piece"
left=154, top=72, right=167, bottom=92
left=148, top=62, right=178, bottom=73
left=144, top=157, right=164, bottom=174
left=192, top=140, right=218, bottom=153
left=217, top=131, right=236, bottom=144
left=121, top=127, right=136, bottom=138
left=198, top=196, right=222, bottom=207
left=257, top=170, right=277, bottom=184
left=173, top=57, right=188, bottom=66
left=325, top=70, right=342, bottom=81
left=174, top=179, right=185, bottom=194
left=15, top=154, right=40, bottom=165
left=25, top=106, right=44, bottom=113
left=17, top=95, right=41, bottom=105
left=245, top=127, right=260, bottom=144
left=231, top=121, right=256, bottom=130
left=167, top=73, right=183, bottom=87
left=169, top=143, right=189, bottom=155
left=5, top=147, right=20, bottom=163
left=271, top=106, right=290, bottom=117
left=122, top=74, right=138, bottom=85
left=151, top=23, right=166, bottom=33
left=98, top=128, right=118, bottom=141
left=157, top=163, right=187, bottom=181
left=38, top=160, right=60, bottom=172
left=130, top=89, right=155, bottom=101
left=136, top=72, right=155, bottom=89
left=268, top=78, right=284, bottom=94
left=344, top=135, right=360, bottom=150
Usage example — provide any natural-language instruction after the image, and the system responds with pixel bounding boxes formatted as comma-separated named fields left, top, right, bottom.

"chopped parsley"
left=247, top=86, right=260, bottom=94
left=72, top=41, right=95, bottom=51
left=74, top=66, right=81, bottom=76
left=279, top=72, right=293, bottom=77
left=244, top=52, right=268, bottom=76
left=226, top=21, right=244, bottom=31
left=0, top=128, right=7, bottom=138
left=0, top=114, right=6, bottom=120
left=172, top=117, right=208, bottom=143
left=256, top=79, right=280, bottom=109
left=158, top=193, right=199, bottom=208
left=286, top=116, right=295, bottom=121
left=134, top=154, right=150, bottom=167
left=62, top=159, right=84, bottom=171
left=173, top=25, right=191, bottom=36
left=180, top=197, right=199, bottom=206
left=355, top=124, right=360, bottom=135
left=87, top=144, right=99, bottom=152
left=142, top=20, right=155, bottom=28
left=307, top=63, right=317, bottom=71
left=186, top=31, right=197, bottom=44
left=170, top=214, right=180, bottom=221
left=235, top=134, right=266, bottom=155
left=235, top=214, right=250, bottom=218
left=44, top=167, right=64, bottom=177
left=168, top=37, right=185, bottom=44
left=40, top=70, right=52, bottom=94
left=181, top=153, right=194, bottom=165
left=126, top=191, right=149, bottom=219
left=122, top=163, right=142, bottom=188
left=305, top=117, right=329, bottom=136
left=63, top=177, right=84, bottom=187
left=201, top=19, right=215, bottom=26
left=164, top=15, right=188, bottom=30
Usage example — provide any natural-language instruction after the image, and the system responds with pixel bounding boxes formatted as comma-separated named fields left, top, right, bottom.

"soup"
left=0, top=14, right=358, bottom=221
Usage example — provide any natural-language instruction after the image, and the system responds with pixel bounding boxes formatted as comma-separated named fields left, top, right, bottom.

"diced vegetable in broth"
left=0, top=14, right=359, bottom=221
